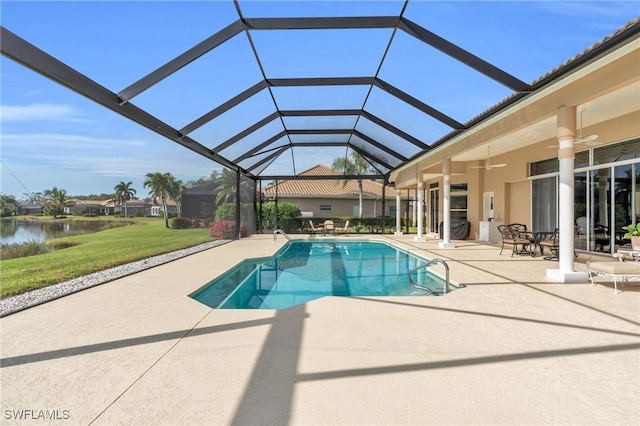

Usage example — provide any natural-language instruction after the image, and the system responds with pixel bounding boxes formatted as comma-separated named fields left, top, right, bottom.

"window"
left=530, top=157, right=559, bottom=176
left=594, top=138, right=640, bottom=165
left=320, top=205, right=332, bottom=211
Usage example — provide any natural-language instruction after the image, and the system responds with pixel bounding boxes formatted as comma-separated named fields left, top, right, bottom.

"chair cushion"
left=586, top=261, right=640, bottom=275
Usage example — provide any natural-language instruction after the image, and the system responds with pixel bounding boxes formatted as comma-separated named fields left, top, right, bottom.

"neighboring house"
left=65, top=199, right=178, bottom=217
left=122, top=199, right=178, bottom=217
left=147, top=199, right=178, bottom=217
left=261, top=165, right=407, bottom=218
left=17, top=204, right=43, bottom=215
left=180, top=181, right=216, bottom=218
left=66, top=199, right=115, bottom=215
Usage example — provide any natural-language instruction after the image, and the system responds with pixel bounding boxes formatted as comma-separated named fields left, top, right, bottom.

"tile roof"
left=262, top=165, right=398, bottom=199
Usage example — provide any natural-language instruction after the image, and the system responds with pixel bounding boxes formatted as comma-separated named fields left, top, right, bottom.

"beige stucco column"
left=439, top=158, right=455, bottom=249
left=547, top=106, right=588, bottom=283
left=394, top=190, right=403, bottom=235
left=414, top=182, right=425, bottom=241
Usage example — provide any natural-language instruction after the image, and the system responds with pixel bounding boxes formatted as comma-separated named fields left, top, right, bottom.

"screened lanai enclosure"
left=2, top=1, right=638, bottom=238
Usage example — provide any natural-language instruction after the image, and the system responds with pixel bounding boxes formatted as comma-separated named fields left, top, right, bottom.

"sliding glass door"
left=532, top=176, right=557, bottom=231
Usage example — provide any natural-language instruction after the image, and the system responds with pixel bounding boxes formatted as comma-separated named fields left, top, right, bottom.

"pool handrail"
left=273, top=229, right=291, bottom=241
left=409, top=258, right=450, bottom=295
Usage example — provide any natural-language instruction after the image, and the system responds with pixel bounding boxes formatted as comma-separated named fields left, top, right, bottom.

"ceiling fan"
left=470, top=146, right=506, bottom=170
left=548, top=108, right=599, bottom=148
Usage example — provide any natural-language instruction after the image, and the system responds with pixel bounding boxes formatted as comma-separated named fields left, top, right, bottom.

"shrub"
left=0, top=240, right=50, bottom=260
left=356, top=217, right=394, bottom=234
left=258, top=202, right=301, bottom=231
left=171, top=217, right=195, bottom=229
left=210, top=220, right=248, bottom=239
left=46, top=241, right=81, bottom=250
left=215, top=202, right=254, bottom=222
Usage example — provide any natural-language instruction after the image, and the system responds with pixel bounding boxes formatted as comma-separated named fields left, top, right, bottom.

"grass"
left=1, top=217, right=214, bottom=298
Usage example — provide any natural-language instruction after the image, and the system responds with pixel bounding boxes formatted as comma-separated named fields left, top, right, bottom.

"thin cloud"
left=1, top=132, right=148, bottom=149
left=0, top=103, right=92, bottom=122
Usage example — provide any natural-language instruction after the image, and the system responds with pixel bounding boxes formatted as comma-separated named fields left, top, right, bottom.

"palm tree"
left=167, top=176, right=184, bottom=217
left=144, top=172, right=180, bottom=228
left=43, top=186, right=74, bottom=218
left=213, top=168, right=253, bottom=204
left=113, top=181, right=136, bottom=217
left=332, top=151, right=370, bottom=218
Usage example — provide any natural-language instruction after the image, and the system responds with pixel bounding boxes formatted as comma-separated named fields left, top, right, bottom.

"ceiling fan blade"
left=576, top=134, right=598, bottom=143
left=471, top=163, right=507, bottom=170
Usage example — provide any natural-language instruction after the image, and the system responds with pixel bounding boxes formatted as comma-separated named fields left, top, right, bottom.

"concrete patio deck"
left=1, top=234, right=638, bottom=425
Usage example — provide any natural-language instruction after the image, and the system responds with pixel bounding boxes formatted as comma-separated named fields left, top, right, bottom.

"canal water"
left=0, top=218, right=130, bottom=244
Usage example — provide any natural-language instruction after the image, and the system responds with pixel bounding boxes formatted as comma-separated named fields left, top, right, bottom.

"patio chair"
left=335, top=220, right=350, bottom=236
left=309, top=220, right=323, bottom=234
left=593, top=224, right=610, bottom=252
left=538, top=228, right=577, bottom=260
left=538, top=228, right=560, bottom=260
left=508, top=223, right=535, bottom=246
left=497, top=224, right=532, bottom=257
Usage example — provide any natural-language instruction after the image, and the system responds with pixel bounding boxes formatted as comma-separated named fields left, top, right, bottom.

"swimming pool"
left=190, top=240, right=452, bottom=309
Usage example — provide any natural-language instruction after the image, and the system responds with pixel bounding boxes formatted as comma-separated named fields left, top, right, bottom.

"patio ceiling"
left=1, top=1, right=638, bottom=182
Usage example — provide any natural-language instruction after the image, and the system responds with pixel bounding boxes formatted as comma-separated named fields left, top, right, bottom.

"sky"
left=1, top=0, right=638, bottom=200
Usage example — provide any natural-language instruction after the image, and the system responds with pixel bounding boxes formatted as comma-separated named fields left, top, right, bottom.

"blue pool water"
left=190, top=240, right=451, bottom=310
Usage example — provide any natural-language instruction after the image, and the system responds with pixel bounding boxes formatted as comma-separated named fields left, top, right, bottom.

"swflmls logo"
left=4, top=409, right=70, bottom=420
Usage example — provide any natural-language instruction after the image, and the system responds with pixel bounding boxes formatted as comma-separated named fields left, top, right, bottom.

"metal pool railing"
left=273, top=229, right=291, bottom=241
left=409, top=258, right=451, bottom=295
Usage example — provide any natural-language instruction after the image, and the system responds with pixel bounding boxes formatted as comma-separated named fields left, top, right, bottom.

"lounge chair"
left=335, top=220, right=350, bottom=236
left=587, top=260, right=640, bottom=293
left=309, top=220, right=323, bottom=234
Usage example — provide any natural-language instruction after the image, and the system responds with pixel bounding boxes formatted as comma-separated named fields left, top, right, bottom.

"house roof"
left=262, top=165, right=397, bottom=199
left=182, top=181, right=216, bottom=195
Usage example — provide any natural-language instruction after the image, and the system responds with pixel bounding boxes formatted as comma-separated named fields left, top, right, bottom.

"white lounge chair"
left=335, top=220, right=350, bottom=236
left=586, top=261, right=640, bottom=293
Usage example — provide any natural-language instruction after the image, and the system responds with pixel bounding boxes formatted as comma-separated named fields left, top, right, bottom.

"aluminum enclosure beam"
left=244, top=16, right=401, bottom=30
left=212, top=111, right=281, bottom=153
left=289, top=142, right=395, bottom=170
left=234, top=131, right=288, bottom=163
left=181, top=80, right=269, bottom=135
left=0, top=26, right=245, bottom=176
left=373, top=78, right=464, bottom=129
left=268, top=77, right=375, bottom=86
left=280, top=109, right=428, bottom=150
left=259, top=174, right=384, bottom=181
left=246, top=146, right=289, bottom=173
left=119, top=20, right=247, bottom=102
left=398, top=17, right=530, bottom=93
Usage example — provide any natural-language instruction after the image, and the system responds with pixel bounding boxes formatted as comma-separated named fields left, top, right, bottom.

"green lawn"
left=1, top=218, right=214, bottom=298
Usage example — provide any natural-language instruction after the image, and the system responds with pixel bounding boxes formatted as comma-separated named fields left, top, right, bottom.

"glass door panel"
left=532, top=176, right=557, bottom=231
left=429, top=187, right=439, bottom=233
left=613, top=163, right=634, bottom=251
left=589, top=168, right=611, bottom=252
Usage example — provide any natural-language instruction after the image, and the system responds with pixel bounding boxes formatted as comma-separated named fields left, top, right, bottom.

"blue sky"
left=1, top=0, right=638, bottom=199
